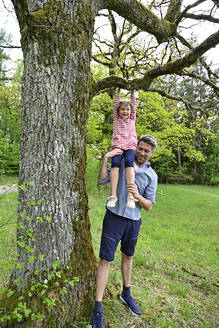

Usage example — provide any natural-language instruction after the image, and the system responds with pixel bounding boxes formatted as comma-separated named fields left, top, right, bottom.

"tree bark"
left=1, top=1, right=97, bottom=327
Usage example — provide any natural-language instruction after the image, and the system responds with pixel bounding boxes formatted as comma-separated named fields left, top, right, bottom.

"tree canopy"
left=93, top=0, right=219, bottom=95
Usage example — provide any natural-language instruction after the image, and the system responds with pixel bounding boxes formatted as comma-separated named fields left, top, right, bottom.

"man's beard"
left=135, top=155, right=146, bottom=165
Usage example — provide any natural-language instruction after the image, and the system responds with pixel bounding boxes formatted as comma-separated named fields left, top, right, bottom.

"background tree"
left=0, top=60, right=22, bottom=175
left=0, top=1, right=219, bottom=327
left=0, top=29, right=10, bottom=84
left=91, top=7, right=218, bottom=184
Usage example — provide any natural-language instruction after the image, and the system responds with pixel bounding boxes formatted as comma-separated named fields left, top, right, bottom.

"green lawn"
left=0, top=162, right=219, bottom=327
left=0, top=192, right=17, bottom=289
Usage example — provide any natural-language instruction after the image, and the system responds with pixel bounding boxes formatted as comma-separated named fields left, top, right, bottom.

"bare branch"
left=94, top=29, right=219, bottom=94
left=164, top=0, right=183, bottom=23
left=91, top=55, right=111, bottom=67
left=0, top=44, right=21, bottom=49
left=176, top=32, right=219, bottom=79
left=183, top=13, right=219, bottom=23
left=146, top=29, right=219, bottom=77
left=101, top=0, right=177, bottom=43
left=178, top=0, right=208, bottom=22
left=1, top=0, right=14, bottom=13
left=178, top=71, right=219, bottom=95
left=147, top=87, right=202, bottom=113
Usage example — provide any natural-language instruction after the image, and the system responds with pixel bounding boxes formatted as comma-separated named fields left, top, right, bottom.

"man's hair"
left=137, top=135, right=157, bottom=152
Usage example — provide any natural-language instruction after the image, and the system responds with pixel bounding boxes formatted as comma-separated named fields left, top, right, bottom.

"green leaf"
left=53, top=260, right=61, bottom=270
left=48, top=273, right=55, bottom=281
left=55, top=271, right=62, bottom=278
left=39, top=254, right=45, bottom=261
left=7, top=289, right=14, bottom=297
left=45, top=216, right=52, bottom=223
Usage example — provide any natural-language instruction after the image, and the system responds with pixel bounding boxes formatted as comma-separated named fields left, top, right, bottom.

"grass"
left=0, top=191, right=17, bottom=290
left=0, top=159, right=219, bottom=327
left=0, top=175, right=18, bottom=186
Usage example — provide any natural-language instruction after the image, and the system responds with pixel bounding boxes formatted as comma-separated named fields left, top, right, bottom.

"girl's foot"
left=126, top=196, right=135, bottom=208
left=107, top=195, right=118, bottom=208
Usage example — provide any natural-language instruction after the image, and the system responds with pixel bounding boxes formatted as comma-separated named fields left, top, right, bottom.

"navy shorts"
left=99, top=210, right=141, bottom=261
left=112, top=149, right=136, bottom=168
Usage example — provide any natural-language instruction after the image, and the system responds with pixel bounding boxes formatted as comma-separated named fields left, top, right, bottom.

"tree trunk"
left=1, top=1, right=97, bottom=327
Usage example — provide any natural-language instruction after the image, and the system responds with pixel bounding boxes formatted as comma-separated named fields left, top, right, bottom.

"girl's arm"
left=130, top=90, right=136, bottom=120
left=113, top=88, right=120, bottom=120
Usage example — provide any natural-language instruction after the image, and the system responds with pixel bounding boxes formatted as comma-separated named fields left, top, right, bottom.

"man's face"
left=135, top=141, right=153, bottom=165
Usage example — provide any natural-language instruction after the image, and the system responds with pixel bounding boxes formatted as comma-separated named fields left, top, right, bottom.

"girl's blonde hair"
left=116, top=100, right=132, bottom=115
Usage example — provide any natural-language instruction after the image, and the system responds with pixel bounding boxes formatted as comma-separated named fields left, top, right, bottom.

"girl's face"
left=119, top=104, right=131, bottom=119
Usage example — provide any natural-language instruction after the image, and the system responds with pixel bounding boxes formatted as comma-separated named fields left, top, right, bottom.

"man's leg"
left=119, top=218, right=142, bottom=316
left=92, top=259, right=110, bottom=328
left=119, top=253, right=141, bottom=316
left=92, top=210, right=123, bottom=327
left=96, top=258, right=111, bottom=301
left=121, top=252, right=132, bottom=288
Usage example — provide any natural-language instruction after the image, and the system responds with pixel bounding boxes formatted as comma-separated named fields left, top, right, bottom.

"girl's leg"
left=108, top=153, right=122, bottom=207
left=126, top=166, right=135, bottom=195
left=110, top=167, right=119, bottom=197
left=124, top=150, right=136, bottom=208
left=126, top=167, right=135, bottom=208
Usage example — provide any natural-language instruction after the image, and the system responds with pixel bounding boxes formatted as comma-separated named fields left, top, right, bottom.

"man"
left=92, top=135, right=158, bottom=328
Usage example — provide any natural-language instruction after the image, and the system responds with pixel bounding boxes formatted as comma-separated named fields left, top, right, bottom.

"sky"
left=0, top=0, right=22, bottom=65
left=0, top=0, right=218, bottom=69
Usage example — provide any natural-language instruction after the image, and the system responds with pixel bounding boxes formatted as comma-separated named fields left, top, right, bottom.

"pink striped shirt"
left=111, top=93, right=137, bottom=151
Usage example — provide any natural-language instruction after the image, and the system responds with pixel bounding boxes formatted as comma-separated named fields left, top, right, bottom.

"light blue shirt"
left=99, top=159, right=158, bottom=221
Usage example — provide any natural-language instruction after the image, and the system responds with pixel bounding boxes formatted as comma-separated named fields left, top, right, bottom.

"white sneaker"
left=107, top=196, right=118, bottom=208
left=126, top=196, right=135, bottom=208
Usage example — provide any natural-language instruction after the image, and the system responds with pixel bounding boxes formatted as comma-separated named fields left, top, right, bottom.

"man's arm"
left=127, top=183, right=153, bottom=211
left=99, top=148, right=123, bottom=181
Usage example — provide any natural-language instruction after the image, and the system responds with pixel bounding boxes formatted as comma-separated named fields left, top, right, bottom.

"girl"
left=107, top=88, right=137, bottom=209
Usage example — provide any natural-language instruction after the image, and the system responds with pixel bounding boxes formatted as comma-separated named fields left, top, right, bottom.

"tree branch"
left=164, top=0, right=183, bottom=23
left=182, top=13, right=219, bottom=23
left=176, top=32, right=219, bottom=79
left=100, top=0, right=177, bottom=43
left=0, top=44, right=21, bottom=49
left=146, top=29, right=219, bottom=78
left=178, top=71, right=219, bottom=95
left=147, top=87, right=203, bottom=113
left=94, top=29, right=219, bottom=94
left=177, top=0, right=208, bottom=23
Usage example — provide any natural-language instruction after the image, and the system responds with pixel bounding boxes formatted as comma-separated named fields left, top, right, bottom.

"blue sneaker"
left=92, top=311, right=103, bottom=328
left=119, top=293, right=142, bottom=316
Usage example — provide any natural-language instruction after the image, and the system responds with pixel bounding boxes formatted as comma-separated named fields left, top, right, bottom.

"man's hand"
left=105, top=148, right=123, bottom=160
left=127, top=182, right=153, bottom=211
left=127, top=183, right=139, bottom=199
left=99, top=149, right=123, bottom=181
